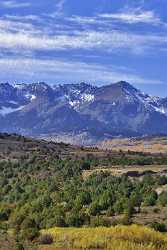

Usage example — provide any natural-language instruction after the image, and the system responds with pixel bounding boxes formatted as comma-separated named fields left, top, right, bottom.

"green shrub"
left=90, top=216, right=110, bottom=227
left=65, top=212, right=84, bottom=227
left=143, top=191, right=158, bottom=206
left=150, top=221, right=166, bottom=232
left=158, top=192, right=167, bottom=206
left=89, top=202, right=101, bottom=216
left=21, top=227, right=40, bottom=241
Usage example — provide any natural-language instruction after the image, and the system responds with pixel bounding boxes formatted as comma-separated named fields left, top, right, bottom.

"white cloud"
left=0, top=57, right=163, bottom=86
left=0, top=5, right=166, bottom=56
left=4, top=14, right=41, bottom=22
left=0, top=19, right=38, bottom=34
left=65, top=15, right=115, bottom=29
left=0, top=28, right=166, bottom=55
left=99, top=8, right=161, bottom=25
left=0, top=1, right=31, bottom=8
left=0, top=14, right=166, bottom=56
left=0, top=3, right=164, bottom=91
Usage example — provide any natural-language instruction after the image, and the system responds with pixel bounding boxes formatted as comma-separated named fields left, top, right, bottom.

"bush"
left=21, top=217, right=37, bottom=230
left=150, top=221, right=166, bottom=232
left=89, top=202, right=101, bottom=216
left=65, top=212, right=84, bottom=227
left=14, top=242, right=24, bottom=250
left=153, top=207, right=160, bottom=213
left=158, top=192, right=167, bottom=206
left=39, top=234, right=53, bottom=245
left=81, top=161, right=91, bottom=170
left=21, top=227, right=40, bottom=241
left=106, top=207, right=115, bottom=216
left=157, top=176, right=167, bottom=185
left=143, top=191, right=158, bottom=206
left=90, top=216, right=110, bottom=227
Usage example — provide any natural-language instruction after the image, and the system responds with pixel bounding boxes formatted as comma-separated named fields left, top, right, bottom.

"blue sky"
left=0, top=0, right=167, bottom=96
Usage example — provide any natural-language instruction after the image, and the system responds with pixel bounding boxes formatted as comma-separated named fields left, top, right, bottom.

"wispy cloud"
left=53, top=0, right=66, bottom=16
left=62, top=7, right=164, bottom=28
left=0, top=1, right=31, bottom=9
left=0, top=0, right=164, bottom=99
left=0, top=57, right=162, bottom=85
left=99, top=8, right=161, bottom=25
left=4, top=14, right=41, bottom=22
left=65, top=15, right=113, bottom=28
left=0, top=19, right=38, bottom=34
left=0, top=4, right=165, bottom=89
left=0, top=24, right=167, bottom=55
left=0, top=12, right=167, bottom=57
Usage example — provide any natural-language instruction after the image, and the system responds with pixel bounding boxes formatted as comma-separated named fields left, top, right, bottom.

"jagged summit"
left=114, top=80, right=134, bottom=87
left=0, top=81, right=166, bottom=143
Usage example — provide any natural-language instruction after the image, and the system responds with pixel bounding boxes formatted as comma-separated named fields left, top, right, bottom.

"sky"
left=0, top=0, right=167, bottom=96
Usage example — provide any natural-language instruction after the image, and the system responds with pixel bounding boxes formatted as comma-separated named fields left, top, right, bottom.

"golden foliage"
left=40, top=224, right=167, bottom=250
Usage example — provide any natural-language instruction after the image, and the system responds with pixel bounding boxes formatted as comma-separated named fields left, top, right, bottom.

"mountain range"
left=0, top=81, right=167, bottom=144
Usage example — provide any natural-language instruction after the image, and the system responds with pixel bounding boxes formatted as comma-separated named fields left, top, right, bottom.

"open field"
left=99, top=137, right=167, bottom=154
left=40, top=225, right=167, bottom=250
left=83, top=165, right=167, bottom=179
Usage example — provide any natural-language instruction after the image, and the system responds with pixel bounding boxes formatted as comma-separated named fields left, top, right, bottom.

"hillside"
left=0, top=132, right=146, bottom=162
left=0, top=81, right=167, bottom=144
left=0, top=133, right=78, bottom=161
left=0, top=134, right=167, bottom=249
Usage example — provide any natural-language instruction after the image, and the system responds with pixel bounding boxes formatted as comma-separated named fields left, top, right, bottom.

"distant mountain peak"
left=114, top=81, right=138, bottom=91
left=117, top=80, right=131, bottom=85
left=0, top=81, right=167, bottom=142
left=78, top=81, right=90, bottom=86
left=0, top=82, right=14, bottom=89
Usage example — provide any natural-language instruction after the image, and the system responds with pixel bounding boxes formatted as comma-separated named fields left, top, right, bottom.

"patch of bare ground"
left=133, top=206, right=167, bottom=226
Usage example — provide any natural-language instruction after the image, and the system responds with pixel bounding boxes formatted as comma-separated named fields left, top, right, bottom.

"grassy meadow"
left=40, top=225, right=167, bottom=250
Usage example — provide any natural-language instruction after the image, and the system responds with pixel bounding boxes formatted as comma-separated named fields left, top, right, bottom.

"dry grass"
left=40, top=225, right=167, bottom=250
left=133, top=206, right=167, bottom=226
left=82, top=165, right=167, bottom=179
left=99, top=137, right=167, bottom=154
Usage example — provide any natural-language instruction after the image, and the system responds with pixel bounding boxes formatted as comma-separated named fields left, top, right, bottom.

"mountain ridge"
left=0, top=80, right=167, bottom=144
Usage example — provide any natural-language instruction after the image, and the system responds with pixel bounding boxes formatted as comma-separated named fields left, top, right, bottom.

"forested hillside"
left=0, top=134, right=167, bottom=249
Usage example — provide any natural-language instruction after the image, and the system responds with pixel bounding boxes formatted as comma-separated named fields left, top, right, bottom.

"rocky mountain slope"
left=0, top=81, right=167, bottom=144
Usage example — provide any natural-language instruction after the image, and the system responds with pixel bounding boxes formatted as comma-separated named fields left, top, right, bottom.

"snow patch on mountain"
left=14, top=83, right=26, bottom=90
left=0, top=105, right=25, bottom=116
left=122, top=83, right=167, bottom=115
left=69, top=93, right=94, bottom=109
left=9, top=101, right=18, bottom=105
left=25, top=94, right=36, bottom=101
left=154, top=106, right=166, bottom=115
left=69, top=100, right=80, bottom=108
left=81, top=93, right=94, bottom=102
